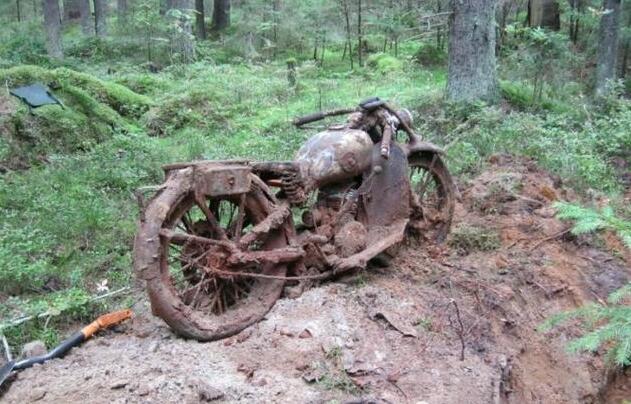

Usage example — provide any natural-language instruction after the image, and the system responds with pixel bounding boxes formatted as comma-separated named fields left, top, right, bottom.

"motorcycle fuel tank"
left=295, top=129, right=374, bottom=191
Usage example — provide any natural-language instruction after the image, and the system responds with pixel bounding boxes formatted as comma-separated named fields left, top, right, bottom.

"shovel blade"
left=0, top=361, right=16, bottom=388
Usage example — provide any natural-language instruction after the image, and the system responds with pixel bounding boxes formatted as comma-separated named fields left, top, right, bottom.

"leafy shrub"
left=414, top=43, right=446, bottom=67
left=502, top=25, right=580, bottom=105
left=366, top=52, right=403, bottom=74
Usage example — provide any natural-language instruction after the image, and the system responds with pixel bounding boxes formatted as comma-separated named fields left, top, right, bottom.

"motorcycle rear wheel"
left=134, top=169, right=287, bottom=341
left=407, top=153, right=456, bottom=243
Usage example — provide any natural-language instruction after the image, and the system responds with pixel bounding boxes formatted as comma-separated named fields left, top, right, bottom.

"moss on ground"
left=0, top=65, right=151, bottom=166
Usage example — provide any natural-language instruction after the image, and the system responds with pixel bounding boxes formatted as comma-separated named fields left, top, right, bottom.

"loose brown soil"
left=2, top=156, right=630, bottom=403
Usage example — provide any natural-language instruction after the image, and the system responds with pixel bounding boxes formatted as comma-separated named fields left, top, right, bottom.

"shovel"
left=0, top=309, right=132, bottom=388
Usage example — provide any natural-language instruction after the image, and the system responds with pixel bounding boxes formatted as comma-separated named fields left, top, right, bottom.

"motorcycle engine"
left=301, top=183, right=368, bottom=258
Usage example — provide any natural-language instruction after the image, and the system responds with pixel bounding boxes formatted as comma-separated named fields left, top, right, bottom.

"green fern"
left=554, top=202, right=631, bottom=248
left=542, top=203, right=631, bottom=366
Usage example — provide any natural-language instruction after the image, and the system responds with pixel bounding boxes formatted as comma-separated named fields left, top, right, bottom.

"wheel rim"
left=160, top=190, right=281, bottom=317
left=163, top=195, right=261, bottom=315
left=408, top=154, right=454, bottom=242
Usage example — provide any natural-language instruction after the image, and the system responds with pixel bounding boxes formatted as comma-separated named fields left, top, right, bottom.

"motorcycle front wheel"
left=134, top=169, right=287, bottom=341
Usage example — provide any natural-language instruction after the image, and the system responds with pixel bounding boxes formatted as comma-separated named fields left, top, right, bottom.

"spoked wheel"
left=408, top=153, right=456, bottom=243
left=134, top=169, right=288, bottom=341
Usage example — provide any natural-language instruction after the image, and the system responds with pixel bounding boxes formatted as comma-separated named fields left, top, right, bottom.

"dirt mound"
left=1, top=156, right=629, bottom=403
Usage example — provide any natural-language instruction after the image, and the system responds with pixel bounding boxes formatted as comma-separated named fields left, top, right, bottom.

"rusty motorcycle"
left=133, top=98, right=456, bottom=341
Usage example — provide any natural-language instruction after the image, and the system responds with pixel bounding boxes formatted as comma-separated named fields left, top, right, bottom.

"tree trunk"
left=212, top=0, right=230, bottom=31
left=63, top=0, right=81, bottom=20
left=446, top=0, right=498, bottom=103
left=357, top=0, right=363, bottom=67
left=94, top=0, right=107, bottom=37
left=172, top=0, right=195, bottom=63
left=117, top=0, right=127, bottom=24
left=195, top=0, right=206, bottom=39
left=620, top=4, right=631, bottom=78
left=569, top=0, right=583, bottom=43
left=496, top=0, right=510, bottom=53
left=79, top=0, right=92, bottom=35
left=16, top=0, right=22, bottom=22
left=341, top=0, right=353, bottom=69
left=43, top=0, right=63, bottom=59
left=272, top=0, right=279, bottom=56
left=595, top=0, right=621, bottom=96
left=527, top=0, right=560, bottom=30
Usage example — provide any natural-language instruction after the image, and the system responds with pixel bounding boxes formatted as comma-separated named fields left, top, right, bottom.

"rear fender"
left=405, top=141, right=444, bottom=157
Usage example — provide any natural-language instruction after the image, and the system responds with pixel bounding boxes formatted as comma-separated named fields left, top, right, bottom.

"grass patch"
left=449, top=225, right=501, bottom=254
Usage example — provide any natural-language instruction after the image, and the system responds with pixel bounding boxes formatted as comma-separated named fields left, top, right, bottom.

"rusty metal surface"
left=133, top=100, right=457, bottom=342
left=359, top=143, right=411, bottom=227
left=295, top=129, right=373, bottom=192
left=193, top=164, right=251, bottom=197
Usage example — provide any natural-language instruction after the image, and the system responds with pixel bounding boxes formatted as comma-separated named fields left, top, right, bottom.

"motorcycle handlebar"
left=293, top=112, right=326, bottom=126
left=293, top=107, right=358, bottom=127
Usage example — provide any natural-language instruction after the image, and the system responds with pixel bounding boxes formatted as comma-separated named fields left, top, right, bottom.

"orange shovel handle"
left=81, top=309, right=133, bottom=339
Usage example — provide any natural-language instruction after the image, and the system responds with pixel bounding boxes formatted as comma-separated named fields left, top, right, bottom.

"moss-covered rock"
left=0, top=65, right=151, bottom=117
left=0, top=65, right=152, bottom=167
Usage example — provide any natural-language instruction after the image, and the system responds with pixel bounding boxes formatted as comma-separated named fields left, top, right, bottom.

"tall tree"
left=620, top=4, right=631, bottom=78
left=43, top=0, right=63, bottom=59
left=195, top=0, right=206, bottom=39
left=446, top=0, right=498, bottom=103
left=79, top=0, right=92, bottom=35
left=527, top=0, right=560, bottom=30
left=63, top=0, right=81, bottom=20
left=94, top=0, right=107, bottom=37
left=117, top=0, right=128, bottom=24
left=595, top=0, right=622, bottom=96
left=357, top=0, right=363, bottom=66
left=568, top=0, right=584, bottom=43
left=172, top=0, right=195, bottom=62
left=212, top=0, right=230, bottom=31
left=340, top=0, right=354, bottom=69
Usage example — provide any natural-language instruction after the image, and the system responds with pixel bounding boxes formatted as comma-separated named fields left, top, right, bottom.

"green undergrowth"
left=414, top=86, right=631, bottom=193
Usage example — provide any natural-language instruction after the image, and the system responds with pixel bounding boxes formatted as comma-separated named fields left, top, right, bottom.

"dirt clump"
left=1, top=155, right=629, bottom=403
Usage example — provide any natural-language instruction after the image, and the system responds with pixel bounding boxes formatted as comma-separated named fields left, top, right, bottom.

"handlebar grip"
left=293, top=112, right=325, bottom=126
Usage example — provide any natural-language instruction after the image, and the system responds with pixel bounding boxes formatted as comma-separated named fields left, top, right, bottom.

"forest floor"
left=1, top=155, right=630, bottom=404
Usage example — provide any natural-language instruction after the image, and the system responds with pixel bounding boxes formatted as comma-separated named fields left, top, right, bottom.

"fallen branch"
left=450, top=298, right=466, bottom=361
left=1, top=286, right=132, bottom=331
left=529, top=227, right=572, bottom=251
